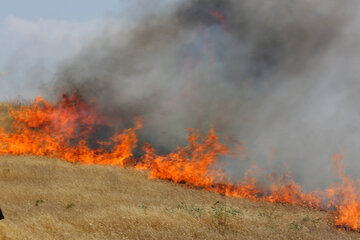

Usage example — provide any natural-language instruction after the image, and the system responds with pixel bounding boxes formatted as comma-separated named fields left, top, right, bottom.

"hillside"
left=0, top=103, right=359, bottom=239
left=0, top=155, right=359, bottom=240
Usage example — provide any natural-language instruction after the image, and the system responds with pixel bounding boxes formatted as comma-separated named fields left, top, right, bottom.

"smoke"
left=0, top=15, right=100, bottom=100
left=48, top=0, right=360, bottom=189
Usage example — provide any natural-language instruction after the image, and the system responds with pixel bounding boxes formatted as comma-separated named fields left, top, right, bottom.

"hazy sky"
left=0, top=0, right=127, bottom=100
left=0, top=0, right=122, bottom=21
left=0, top=0, right=181, bottom=100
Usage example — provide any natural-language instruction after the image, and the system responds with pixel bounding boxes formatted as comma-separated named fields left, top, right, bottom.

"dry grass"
left=0, top=103, right=12, bottom=132
left=0, top=156, right=359, bottom=240
left=0, top=103, right=359, bottom=239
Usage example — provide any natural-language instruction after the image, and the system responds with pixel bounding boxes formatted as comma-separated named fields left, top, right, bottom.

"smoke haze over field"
left=0, top=15, right=102, bottom=100
left=4, top=0, right=360, bottom=189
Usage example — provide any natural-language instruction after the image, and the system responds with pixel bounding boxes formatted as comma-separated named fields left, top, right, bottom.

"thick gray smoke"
left=49, top=0, right=360, bottom=189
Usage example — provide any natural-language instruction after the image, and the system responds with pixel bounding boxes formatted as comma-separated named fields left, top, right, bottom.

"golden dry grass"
left=0, top=103, right=12, bottom=132
left=0, top=103, right=359, bottom=239
left=1, top=156, right=360, bottom=240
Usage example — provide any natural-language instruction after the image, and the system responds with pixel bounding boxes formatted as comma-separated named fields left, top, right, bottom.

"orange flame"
left=0, top=95, right=359, bottom=231
left=0, top=95, right=142, bottom=167
left=136, top=130, right=360, bottom=230
left=327, top=153, right=360, bottom=229
left=136, top=128, right=229, bottom=188
left=136, top=129, right=321, bottom=207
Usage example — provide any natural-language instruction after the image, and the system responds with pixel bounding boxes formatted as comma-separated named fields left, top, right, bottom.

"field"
left=0, top=103, right=359, bottom=240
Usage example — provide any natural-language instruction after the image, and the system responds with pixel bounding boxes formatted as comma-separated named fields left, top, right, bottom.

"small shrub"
left=210, top=201, right=242, bottom=234
left=212, top=201, right=242, bottom=217
left=35, top=199, right=44, bottom=207
left=174, top=202, right=203, bottom=215
left=176, top=202, right=186, bottom=210
left=312, top=218, right=321, bottom=224
left=289, top=222, right=303, bottom=231
left=140, top=204, right=148, bottom=211
left=188, top=206, right=203, bottom=214
left=65, top=203, right=75, bottom=209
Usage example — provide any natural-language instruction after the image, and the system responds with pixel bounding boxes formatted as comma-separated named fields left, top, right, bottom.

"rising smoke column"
left=48, top=0, right=360, bottom=190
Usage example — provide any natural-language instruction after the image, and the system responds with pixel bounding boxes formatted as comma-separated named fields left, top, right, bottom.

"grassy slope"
left=0, top=104, right=359, bottom=240
left=0, top=103, right=12, bottom=132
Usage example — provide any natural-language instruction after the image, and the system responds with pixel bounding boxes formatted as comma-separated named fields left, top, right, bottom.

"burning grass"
left=0, top=95, right=141, bottom=167
left=0, top=96, right=360, bottom=235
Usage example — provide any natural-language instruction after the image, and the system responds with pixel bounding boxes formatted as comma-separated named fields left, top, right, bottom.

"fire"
left=0, top=94, right=142, bottom=167
left=327, top=153, right=360, bottom=229
left=136, top=128, right=229, bottom=188
left=0, top=95, right=359, bottom=231
left=137, top=133, right=360, bottom=230
left=136, top=129, right=321, bottom=207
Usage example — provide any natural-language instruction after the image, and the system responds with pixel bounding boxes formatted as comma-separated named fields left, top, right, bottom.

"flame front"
left=0, top=95, right=359, bottom=231
left=327, top=153, right=360, bottom=229
left=0, top=95, right=141, bottom=167
left=136, top=128, right=229, bottom=188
